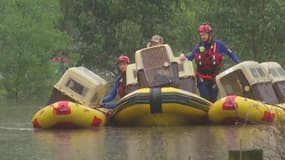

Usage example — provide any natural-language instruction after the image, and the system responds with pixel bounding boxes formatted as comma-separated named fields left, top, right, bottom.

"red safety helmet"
left=197, top=23, right=213, bottom=33
left=117, top=55, right=130, bottom=64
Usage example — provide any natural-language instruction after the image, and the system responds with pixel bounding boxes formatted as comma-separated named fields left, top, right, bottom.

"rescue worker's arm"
left=180, top=44, right=199, bottom=61
left=216, top=40, right=240, bottom=64
left=102, top=78, right=119, bottom=103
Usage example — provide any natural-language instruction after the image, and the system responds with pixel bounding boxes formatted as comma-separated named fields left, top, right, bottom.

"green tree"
left=193, top=0, right=285, bottom=66
left=0, top=0, right=71, bottom=101
left=59, top=0, right=197, bottom=71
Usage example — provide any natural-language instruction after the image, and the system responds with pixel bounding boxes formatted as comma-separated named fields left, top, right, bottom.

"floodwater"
left=0, top=102, right=281, bottom=160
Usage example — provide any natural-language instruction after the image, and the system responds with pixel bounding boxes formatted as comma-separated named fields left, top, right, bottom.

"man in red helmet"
left=179, top=23, right=240, bottom=102
left=102, top=55, right=130, bottom=108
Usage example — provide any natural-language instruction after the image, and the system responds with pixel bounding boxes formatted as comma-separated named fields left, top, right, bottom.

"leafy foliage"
left=0, top=0, right=71, bottom=100
left=193, top=0, right=285, bottom=65
left=0, top=0, right=284, bottom=101
left=59, top=0, right=197, bottom=70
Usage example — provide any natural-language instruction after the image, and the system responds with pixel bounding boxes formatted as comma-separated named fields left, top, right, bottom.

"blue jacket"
left=185, top=39, right=240, bottom=64
left=102, top=76, right=120, bottom=103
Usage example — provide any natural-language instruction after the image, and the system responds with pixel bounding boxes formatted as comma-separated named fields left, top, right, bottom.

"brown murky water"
left=0, top=103, right=279, bottom=160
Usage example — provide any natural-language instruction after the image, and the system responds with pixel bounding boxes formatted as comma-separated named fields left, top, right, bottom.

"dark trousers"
left=197, top=77, right=218, bottom=102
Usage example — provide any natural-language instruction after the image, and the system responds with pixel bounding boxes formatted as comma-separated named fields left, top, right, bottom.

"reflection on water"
left=1, top=126, right=273, bottom=160
left=33, top=129, right=106, bottom=160
left=0, top=103, right=279, bottom=160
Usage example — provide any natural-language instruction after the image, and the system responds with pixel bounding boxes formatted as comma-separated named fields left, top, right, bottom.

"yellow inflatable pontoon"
left=111, top=87, right=212, bottom=126
left=208, top=95, right=285, bottom=124
left=32, top=101, right=107, bottom=129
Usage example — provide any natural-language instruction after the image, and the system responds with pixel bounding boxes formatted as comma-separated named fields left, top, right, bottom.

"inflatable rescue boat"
left=32, top=66, right=109, bottom=129
left=210, top=61, right=285, bottom=124
left=111, top=87, right=211, bottom=126
left=32, top=101, right=107, bottom=129
left=110, top=44, right=212, bottom=126
left=208, top=95, right=285, bottom=124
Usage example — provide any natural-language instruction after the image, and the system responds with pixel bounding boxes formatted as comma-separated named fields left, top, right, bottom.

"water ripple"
left=0, top=126, right=33, bottom=131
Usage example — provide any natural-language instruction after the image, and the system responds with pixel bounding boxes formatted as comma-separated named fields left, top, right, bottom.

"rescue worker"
left=147, top=34, right=164, bottom=47
left=102, top=55, right=130, bottom=108
left=179, top=23, right=240, bottom=102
